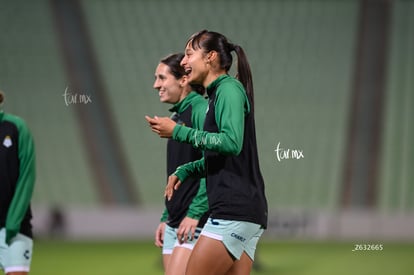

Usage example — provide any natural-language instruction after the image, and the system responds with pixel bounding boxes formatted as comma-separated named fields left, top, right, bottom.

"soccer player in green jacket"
left=146, top=30, right=268, bottom=275
left=0, top=91, right=36, bottom=275
left=151, top=53, right=209, bottom=275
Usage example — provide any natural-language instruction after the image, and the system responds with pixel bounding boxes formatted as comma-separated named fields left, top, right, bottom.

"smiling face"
left=181, top=40, right=228, bottom=89
left=180, top=43, right=211, bottom=87
left=153, top=62, right=188, bottom=104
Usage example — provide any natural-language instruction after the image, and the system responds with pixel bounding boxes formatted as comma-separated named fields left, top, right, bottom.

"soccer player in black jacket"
left=146, top=31, right=268, bottom=275
left=0, top=91, right=36, bottom=275
left=151, top=54, right=209, bottom=275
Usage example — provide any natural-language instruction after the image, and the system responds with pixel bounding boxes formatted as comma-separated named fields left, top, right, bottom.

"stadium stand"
left=1, top=0, right=413, bottom=239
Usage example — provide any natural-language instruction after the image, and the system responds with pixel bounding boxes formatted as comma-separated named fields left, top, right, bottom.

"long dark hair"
left=186, top=30, right=254, bottom=110
left=160, top=53, right=205, bottom=95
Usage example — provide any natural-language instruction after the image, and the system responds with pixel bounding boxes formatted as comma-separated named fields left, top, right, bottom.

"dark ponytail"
left=0, top=91, right=4, bottom=104
left=232, top=45, right=254, bottom=109
left=187, top=30, right=254, bottom=110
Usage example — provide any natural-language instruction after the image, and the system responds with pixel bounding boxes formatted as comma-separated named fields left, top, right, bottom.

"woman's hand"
left=164, top=174, right=182, bottom=201
left=145, top=115, right=176, bottom=138
left=177, top=217, right=198, bottom=244
left=154, top=222, right=166, bottom=248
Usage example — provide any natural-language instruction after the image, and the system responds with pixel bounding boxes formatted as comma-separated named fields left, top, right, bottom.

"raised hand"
left=145, top=115, right=176, bottom=138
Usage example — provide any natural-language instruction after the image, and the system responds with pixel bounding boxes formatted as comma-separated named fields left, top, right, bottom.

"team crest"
left=3, top=135, right=12, bottom=148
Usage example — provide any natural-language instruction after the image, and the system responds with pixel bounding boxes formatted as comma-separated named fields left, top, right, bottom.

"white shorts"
left=200, top=218, right=264, bottom=261
left=0, top=228, right=33, bottom=273
left=162, top=224, right=202, bottom=255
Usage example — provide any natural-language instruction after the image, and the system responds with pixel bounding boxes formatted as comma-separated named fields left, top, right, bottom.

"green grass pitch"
left=30, top=239, right=414, bottom=275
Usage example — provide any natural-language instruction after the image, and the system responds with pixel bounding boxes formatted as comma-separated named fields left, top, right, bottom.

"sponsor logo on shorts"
left=211, top=219, right=220, bottom=225
left=24, top=250, right=30, bottom=260
left=231, top=233, right=246, bottom=242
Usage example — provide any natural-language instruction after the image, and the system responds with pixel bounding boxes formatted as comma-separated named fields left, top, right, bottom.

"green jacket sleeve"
left=186, top=178, right=208, bottom=220
left=160, top=207, right=168, bottom=222
left=172, top=82, right=249, bottom=156
left=6, top=118, right=36, bottom=244
left=174, top=157, right=205, bottom=182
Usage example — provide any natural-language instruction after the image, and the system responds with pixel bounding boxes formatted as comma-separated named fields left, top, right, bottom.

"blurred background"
left=0, top=0, right=413, bottom=244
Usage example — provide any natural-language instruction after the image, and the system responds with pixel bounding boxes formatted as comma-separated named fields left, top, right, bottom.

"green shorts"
left=162, top=224, right=202, bottom=255
left=201, top=218, right=264, bottom=261
left=0, top=228, right=33, bottom=273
